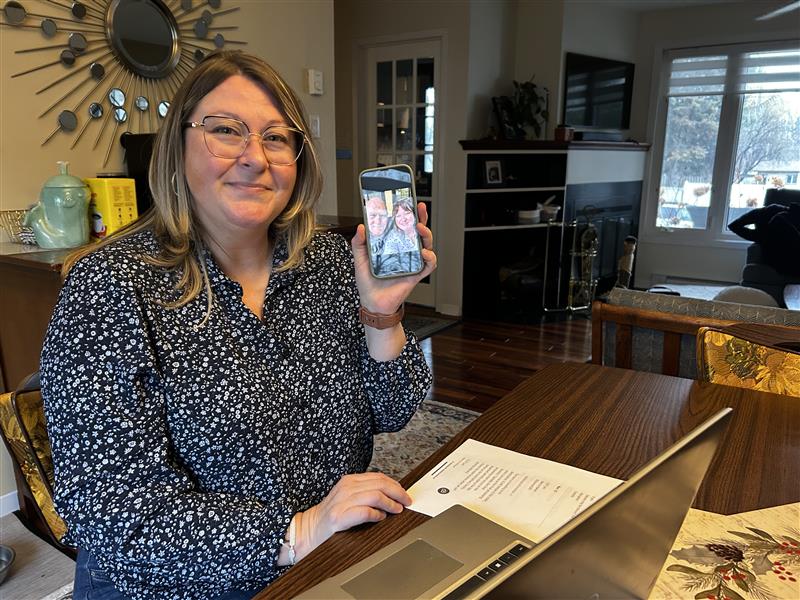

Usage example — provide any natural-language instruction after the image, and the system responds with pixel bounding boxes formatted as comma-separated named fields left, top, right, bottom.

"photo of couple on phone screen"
left=362, top=168, right=423, bottom=278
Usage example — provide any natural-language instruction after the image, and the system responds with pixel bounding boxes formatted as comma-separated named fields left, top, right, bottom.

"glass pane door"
left=374, top=56, right=436, bottom=204
left=366, top=40, right=440, bottom=307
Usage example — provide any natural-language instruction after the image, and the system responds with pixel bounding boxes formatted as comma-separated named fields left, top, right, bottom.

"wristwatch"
left=359, top=304, right=404, bottom=329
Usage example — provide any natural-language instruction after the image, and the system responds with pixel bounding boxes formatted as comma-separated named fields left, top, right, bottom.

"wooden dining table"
left=258, top=362, right=800, bottom=599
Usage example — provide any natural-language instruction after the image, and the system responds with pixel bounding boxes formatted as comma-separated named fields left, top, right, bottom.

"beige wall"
left=0, top=0, right=337, bottom=218
left=630, top=0, right=797, bottom=286
left=514, top=0, right=564, bottom=139
left=0, top=0, right=336, bottom=504
left=466, top=1, right=516, bottom=139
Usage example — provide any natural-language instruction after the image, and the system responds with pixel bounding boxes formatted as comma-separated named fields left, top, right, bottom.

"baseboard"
left=437, top=303, right=461, bottom=317
left=1, top=490, right=19, bottom=517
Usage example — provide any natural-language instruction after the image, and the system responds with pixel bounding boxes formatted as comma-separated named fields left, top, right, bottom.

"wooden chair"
left=696, top=323, right=800, bottom=397
left=0, top=373, right=76, bottom=558
left=591, top=300, right=737, bottom=376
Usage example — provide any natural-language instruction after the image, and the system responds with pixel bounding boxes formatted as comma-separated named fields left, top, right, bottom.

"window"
left=652, top=41, right=800, bottom=238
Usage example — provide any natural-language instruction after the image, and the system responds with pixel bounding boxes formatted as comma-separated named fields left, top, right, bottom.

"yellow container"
left=84, top=178, right=138, bottom=240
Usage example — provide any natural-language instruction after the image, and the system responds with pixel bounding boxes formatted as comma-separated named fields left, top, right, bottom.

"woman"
left=382, top=196, right=423, bottom=274
left=41, top=51, right=436, bottom=600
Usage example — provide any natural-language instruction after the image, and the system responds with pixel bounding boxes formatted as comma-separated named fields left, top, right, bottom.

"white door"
left=365, top=40, right=441, bottom=307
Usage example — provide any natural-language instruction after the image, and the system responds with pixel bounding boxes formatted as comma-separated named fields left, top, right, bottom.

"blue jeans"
left=73, top=549, right=262, bottom=599
left=73, top=549, right=126, bottom=600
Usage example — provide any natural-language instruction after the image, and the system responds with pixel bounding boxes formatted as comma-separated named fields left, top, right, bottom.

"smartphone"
left=359, top=164, right=424, bottom=279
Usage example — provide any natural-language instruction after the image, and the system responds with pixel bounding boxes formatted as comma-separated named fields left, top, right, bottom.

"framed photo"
left=492, top=96, right=523, bottom=140
left=485, top=160, right=503, bottom=185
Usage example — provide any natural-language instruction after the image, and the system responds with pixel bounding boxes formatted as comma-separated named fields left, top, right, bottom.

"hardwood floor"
left=414, top=313, right=592, bottom=413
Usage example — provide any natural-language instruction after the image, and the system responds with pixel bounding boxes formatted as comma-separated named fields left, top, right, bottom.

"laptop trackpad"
left=341, top=539, right=463, bottom=600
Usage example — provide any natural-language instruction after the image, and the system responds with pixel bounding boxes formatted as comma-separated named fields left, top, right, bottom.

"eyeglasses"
left=183, top=115, right=306, bottom=165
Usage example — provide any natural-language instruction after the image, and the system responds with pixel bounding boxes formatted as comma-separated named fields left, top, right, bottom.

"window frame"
left=642, top=39, right=799, bottom=249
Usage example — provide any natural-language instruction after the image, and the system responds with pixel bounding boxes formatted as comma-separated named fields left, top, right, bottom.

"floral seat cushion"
left=0, top=389, right=67, bottom=542
left=697, top=327, right=800, bottom=397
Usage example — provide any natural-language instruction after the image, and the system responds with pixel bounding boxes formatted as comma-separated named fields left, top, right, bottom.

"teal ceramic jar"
left=24, top=161, right=90, bottom=248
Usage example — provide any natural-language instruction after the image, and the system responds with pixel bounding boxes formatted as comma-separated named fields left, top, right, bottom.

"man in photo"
left=365, top=194, right=391, bottom=275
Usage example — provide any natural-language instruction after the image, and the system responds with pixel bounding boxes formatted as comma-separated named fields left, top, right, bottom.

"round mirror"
left=89, top=103, right=103, bottom=118
left=114, top=108, right=128, bottom=123
left=214, top=34, right=225, bottom=48
left=71, top=1, right=87, bottom=19
left=201, top=9, right=213, bottom=23
left=3, top=1, right=26, bottom=25
left=108, top=88, right=125, bottom=107
left=90, top=62, right=105, bottom=80
left=157, top=100, right=170, bottom=118
left=194, top=49, right=206, bottom=62
left=68, top=32, right=87, bottom=53
left=135, top=96, right=149, bottom=111
left=208, top=0, right=221, bottom=8
left=106, top=0, right=180, bottom=78
left=41, top=18, right=57, bottom=37
left=194, top=19, right=208, bottom=39
left=58, top=110, right=78, bottom=131
left=60, top=49, right=76, bottom=67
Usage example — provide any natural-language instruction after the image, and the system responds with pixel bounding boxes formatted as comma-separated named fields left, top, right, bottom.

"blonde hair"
left=63, top=50, right=323, bottom=316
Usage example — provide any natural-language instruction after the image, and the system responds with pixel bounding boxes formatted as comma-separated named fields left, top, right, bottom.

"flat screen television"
left=562, top=52, right=634, bottom=130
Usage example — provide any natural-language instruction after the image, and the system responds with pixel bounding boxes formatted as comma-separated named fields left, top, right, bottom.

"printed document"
left=407, top=439, right=622, bottom=543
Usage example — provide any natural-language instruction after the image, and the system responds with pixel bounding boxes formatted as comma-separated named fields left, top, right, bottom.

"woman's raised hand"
left=351, top=202, right=437, bottom=314
left=294, top=473, right=412, bottom=561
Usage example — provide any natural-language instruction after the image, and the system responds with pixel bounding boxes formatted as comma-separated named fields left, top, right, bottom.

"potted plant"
left=511, top=78, right=549, bottom=139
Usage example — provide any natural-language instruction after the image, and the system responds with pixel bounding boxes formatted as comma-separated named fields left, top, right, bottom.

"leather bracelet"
left=359, top=304, right=404, bottom=330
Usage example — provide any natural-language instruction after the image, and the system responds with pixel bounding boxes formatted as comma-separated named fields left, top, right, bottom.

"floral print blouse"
left=40, top=229, right=431, bottom=599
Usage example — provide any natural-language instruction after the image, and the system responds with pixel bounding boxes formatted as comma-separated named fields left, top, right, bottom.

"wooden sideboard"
left=0, top=245, right=66, bottom=393
left=0, top=216, right=360, bottom=393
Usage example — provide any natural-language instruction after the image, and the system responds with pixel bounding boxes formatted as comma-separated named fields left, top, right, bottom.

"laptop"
left=296, top=408, right=732, bottom=600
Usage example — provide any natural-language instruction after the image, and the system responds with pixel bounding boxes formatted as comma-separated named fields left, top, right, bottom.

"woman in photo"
left=41, top=50, right=436, bottom=600
left=382, top=196, right=423, bottom=274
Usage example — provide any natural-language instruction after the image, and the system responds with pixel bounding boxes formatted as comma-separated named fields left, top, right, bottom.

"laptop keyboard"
left=441, top=543, right=531, bottom=600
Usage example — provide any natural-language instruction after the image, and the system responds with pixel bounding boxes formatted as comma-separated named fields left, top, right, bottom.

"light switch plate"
left=309, top=114, right=321, bottom=138
left=305, top=69, right=323, bottom=95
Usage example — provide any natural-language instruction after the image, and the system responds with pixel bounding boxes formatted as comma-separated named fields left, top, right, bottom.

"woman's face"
left=395, top=204, right=416, bottom=234
left=183, top=74, right=297, bottom=243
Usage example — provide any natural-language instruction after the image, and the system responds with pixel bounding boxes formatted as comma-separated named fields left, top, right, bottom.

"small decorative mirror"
left=89, top=103, right=103, bottom=119
left=108, top=88, right=126, bottom=108
left=68, top=33, right=87, bottom=53
left=135, top=96, right=149, bottom=111
left=59, top=49, right=76, bottom=67
left=2, top=1, right=26, bottom=24
left=194, top=19, right=208, bottom=38
left=113, top=108, right=128, bottom=123
left=157, top=100, right=170, bottom=118
left=58, top=110, right=78, bottom=131
left=40, top=18, right=57, bottom=37
left=89, top=62, right=105, bottom=80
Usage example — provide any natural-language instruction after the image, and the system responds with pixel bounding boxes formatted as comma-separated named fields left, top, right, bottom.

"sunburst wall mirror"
left=1, top=0, right=245, bottom=167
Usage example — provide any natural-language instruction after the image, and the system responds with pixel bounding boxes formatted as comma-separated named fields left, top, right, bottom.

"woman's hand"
left=351, top=202, right=437, bottom=315
left=293, top=473, right=412, bottom=562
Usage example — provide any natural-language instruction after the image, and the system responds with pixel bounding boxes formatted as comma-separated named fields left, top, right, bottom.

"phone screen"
left=360, top=165, right=424, bottom=278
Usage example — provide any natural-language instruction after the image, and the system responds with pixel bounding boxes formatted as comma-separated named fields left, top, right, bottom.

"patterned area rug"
left=368, top=400, right=479, bottom=481
left=402, top=316, right=458, bottom=341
